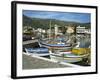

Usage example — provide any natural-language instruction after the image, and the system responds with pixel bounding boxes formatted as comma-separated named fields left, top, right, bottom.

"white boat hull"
left=50, top=55, right=82, bottom=63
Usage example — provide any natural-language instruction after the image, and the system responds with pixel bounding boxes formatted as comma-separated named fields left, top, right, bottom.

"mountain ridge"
left=23, top=15, right=90, bottom=29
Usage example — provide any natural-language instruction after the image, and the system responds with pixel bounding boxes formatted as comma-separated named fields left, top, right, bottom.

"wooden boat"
left=25, top=47, right=49, bottom=56
left=49, top=50, right=89, bottom=63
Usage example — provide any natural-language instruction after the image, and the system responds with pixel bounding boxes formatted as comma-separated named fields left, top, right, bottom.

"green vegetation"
left=23, top=15, right=90, bottom=29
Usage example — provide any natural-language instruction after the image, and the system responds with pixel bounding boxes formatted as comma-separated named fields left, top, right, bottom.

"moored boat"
left=49, top=50, right=89, bottom=63
left=25, top=47, right=49, bottom=56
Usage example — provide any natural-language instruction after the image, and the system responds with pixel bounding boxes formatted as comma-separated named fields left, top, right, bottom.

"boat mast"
left=49, top=20, right=51, bottom=40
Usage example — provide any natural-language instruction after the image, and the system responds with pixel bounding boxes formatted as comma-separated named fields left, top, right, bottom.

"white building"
left=54, top=24, right=58, bottom=35
left=76, top=25, right=91, bottom=34
left=54, top=24, right=63, bottom=35
left=85, top=29, right=91, bottom=34
left=76, top=26, right=86, bottom=34
left=76, top=25, right=91, bottom=38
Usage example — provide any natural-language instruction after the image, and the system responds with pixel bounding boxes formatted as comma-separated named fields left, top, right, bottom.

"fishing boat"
left=25, top=47, right=49, bottom=57
left=49, top=50, right=89, bottom=63
left=38, top=40, right=82, bottom=63
left=38, top=38, right=72, bottom=49
left=37, top=21, right=90, bottom=63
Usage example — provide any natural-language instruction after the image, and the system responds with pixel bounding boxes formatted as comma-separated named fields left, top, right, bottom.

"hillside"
left=23, top=15, right=90, bottom=29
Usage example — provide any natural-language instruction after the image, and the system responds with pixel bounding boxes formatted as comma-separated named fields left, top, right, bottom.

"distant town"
left=23, top=24, right=91, bottom=41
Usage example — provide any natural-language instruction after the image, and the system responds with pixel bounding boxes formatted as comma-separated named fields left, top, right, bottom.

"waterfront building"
left=76, top=26, right=86, bottom=34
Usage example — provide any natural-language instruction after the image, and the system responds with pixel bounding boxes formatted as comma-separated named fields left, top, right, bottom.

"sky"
left=23, top=10, right=91, bottom=23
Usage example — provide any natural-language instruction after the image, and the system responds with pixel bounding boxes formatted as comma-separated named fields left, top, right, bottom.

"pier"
left=23, top=53, right=80, bottom=69
left=23, top=39, right=38, bottom=45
